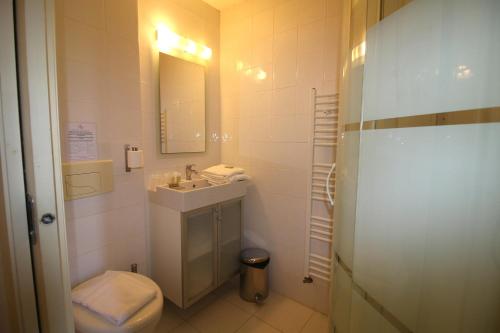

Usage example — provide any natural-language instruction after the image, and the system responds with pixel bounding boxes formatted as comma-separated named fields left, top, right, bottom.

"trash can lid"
left=240, top=248, right=270, bottom=264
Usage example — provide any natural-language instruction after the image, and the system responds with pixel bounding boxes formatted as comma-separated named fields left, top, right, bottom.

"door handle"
left=40, top=213, right=55, bottom=225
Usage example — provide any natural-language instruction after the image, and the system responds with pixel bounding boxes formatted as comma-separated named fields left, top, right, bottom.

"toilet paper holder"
left=125, top=144, right=144, bottom=172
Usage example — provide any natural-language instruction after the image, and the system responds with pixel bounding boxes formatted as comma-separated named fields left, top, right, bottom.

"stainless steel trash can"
left=240, top=248, right=270, bottom=303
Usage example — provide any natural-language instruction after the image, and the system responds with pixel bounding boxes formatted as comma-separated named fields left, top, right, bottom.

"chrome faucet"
left=185, top=164, right=198, bottom=180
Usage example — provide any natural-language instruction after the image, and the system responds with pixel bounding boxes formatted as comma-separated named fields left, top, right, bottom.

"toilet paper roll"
left=127, top=149, right=144, bottom=169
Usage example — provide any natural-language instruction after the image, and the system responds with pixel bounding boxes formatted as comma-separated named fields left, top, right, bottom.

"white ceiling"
left=202, top=0, right=246, bottom=10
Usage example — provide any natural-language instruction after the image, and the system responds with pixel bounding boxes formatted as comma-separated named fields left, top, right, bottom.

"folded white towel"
left=200, top=173, right=250, bottom=185
left=201, top=164, right=245, bottom=178
left=72, top=271, right=156, bottom=326
left=229, top=174, right=251, bottom=183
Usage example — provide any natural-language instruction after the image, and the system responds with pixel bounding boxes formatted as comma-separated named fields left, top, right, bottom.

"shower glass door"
left=331, top=0, right=500, bottom=332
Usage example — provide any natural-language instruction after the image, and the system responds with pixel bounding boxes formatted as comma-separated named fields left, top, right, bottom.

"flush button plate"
left=62, top=160, right=113, bottom=200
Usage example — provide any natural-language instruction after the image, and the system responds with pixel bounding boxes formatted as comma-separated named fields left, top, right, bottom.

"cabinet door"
left=218, top=199, right=242, bottom=284
left=182, top=206, right=217, bottom=306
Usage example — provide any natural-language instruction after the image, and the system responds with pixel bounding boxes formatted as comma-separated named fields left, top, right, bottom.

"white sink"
left=148, top=178, right=248, bottom=212
left=168, top=179, right=212, bottom=191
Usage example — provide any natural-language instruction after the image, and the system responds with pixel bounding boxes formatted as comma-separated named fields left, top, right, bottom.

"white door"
left=0, top=0, right=74, bottom=332
left=0, top=1, right=39, bottom=331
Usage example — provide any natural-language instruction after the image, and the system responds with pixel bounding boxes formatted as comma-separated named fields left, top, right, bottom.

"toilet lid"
left=73, top=272, right=163, bottom=333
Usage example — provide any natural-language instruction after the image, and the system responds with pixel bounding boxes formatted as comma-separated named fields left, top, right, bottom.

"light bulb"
left=184, top=40, right=197, bottom=55
left=157, top=26, right=180, bottom=53
left=256, top=69, right=267, bottom=80
left=156, top=24, right=212, bottom=63
left=200, top=46, right=212, bottom=60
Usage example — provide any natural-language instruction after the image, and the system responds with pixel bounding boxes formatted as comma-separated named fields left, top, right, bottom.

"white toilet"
left=72, top=272, right=163, bottom=333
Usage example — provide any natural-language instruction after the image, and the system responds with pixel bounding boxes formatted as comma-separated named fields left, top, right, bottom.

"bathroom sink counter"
left=148, top=179, right=248, bottom=212
left=149, top=179, right=247, bottom=308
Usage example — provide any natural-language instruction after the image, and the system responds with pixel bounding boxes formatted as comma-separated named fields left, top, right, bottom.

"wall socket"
left=131, top=263, right=138, bottom=273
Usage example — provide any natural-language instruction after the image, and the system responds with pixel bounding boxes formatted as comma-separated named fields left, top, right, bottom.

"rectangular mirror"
left=159, top=53, right=206, bottom=154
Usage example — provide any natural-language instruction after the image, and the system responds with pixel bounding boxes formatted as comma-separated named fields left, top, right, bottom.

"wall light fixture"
left=157, top=25, right=212, bottom=63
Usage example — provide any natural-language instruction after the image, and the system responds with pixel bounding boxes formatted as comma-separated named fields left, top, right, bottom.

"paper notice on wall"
left=67, top=122, right=97, bottom=161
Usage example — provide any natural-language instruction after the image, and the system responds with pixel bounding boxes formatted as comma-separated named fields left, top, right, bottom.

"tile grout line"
left=216, top=297, right=257, bottom=332
left=217, top=287, right=259, bottom=315
left=185, top=295, right=253, bottom=333
left=219, top=292, right=283, bottom=332
left=299, top=310, right=315, bottom=333
left=169, top=318, right=201, bottom=333
left=164, top=286, right=323, bottom=333
left=236, top=290, right=318, bottom=332
left=165, top=319, right=185, bottom=333
left=186, top=321, right=201, bottom=333
left=233, top=314, right=254, bottom=333
left=251, top=314, right=284, bottom=332
left=216, top=288, right=276, bottom=331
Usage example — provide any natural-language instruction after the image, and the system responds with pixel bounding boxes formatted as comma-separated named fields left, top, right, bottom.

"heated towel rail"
left=303, top=89, right=339, bottom=283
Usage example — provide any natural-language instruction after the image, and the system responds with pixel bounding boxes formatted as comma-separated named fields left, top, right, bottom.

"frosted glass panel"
left=185, top=207, right=215, bottom=302
left=219, top=200, right=241, bottom=283
left=333, top=131, right=360, bottom=269
left=355, top=123, right=500, bottom=332
left=352, top=0, right=500, bottom=332
left=363, top=0, right=500, bottom=122
left=415, top=124, right=500, bottom=332
left=354, top=126, right=432, bottom=330
left=331, top=265, right=353, bottom=333
left=350, top=290, right=399, bottom=333
left=333, top=0, right=368, bottom=275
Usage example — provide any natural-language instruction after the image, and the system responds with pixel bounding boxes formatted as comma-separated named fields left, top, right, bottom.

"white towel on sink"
left=72, top=271, right=156, bottom=326
left=201, top=164, right=245, bottom=178
left=200, top=173, right=250, bottom=185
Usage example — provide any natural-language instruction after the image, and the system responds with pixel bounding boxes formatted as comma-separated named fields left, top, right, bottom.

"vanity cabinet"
left=150, top=198, right=242, bottom=308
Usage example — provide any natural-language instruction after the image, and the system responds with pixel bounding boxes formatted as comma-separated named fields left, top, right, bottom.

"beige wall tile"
left=274, top=0, right=299, bottom=34
left=63, top=0, right=105, bottom=28
left=57, top=0, right=145, bottom=285
left=220, top=0, right=341, bottom=314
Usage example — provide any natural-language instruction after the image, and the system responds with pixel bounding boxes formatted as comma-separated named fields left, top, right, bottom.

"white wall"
left=220, top=0, right=342, bottom=313
left=56, top=0, right=147, bottom=286
left=57, top=0, right=221, bottom=286
left=138, top=0, right=220, bottom=177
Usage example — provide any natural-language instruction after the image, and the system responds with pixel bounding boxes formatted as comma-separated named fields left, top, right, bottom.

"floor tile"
left=236, top=317, right=280, bottom=333
left=165, top=293, right=219, bottom=320
left=220, top=284, right=260, bottom=315
left=169, top=322, right=200, bottom=333
left=212, top=281, right=237, bottom=298
left=254, top=292, right=314, bottom=333
left=301, top=312, right=329, bottom=333
left=154, top=305, right=185, bottom=332
left=188, top=299, right=252, bottom=333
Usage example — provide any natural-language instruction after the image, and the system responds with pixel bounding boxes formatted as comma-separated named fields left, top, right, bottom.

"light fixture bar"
left=156, top=25, right=212, bottom=62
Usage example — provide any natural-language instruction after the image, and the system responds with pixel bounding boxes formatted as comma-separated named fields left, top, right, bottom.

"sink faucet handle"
left=185, top=164, right=197, bottom=180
